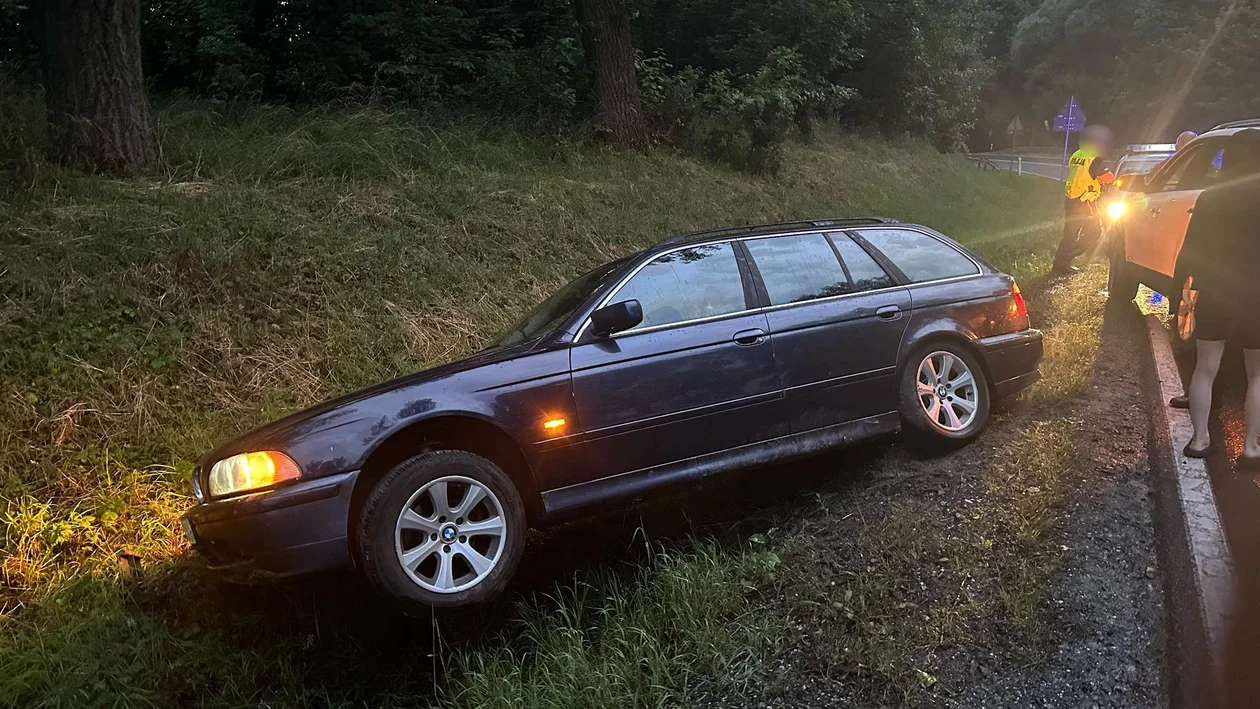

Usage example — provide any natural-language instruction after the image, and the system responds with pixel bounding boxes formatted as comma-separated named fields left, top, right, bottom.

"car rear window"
left=828, top=234, right=895, bottom=292
left=744, top=233, right=851, bottom=305
left=614, top=242, right=748, bottom=329
left=857, top=229, right=979, bottom=283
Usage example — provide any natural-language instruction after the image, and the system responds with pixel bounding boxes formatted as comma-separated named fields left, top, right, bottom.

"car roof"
left=653, top=217, right=902, bottom=250
left=1198, top=120, right=1260, bottom=141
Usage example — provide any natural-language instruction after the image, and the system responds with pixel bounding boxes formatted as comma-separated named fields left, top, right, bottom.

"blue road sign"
left=1053, top=97, right=1086, bottom=133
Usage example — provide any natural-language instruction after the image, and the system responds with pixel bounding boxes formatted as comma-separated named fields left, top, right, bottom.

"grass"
left=0, top=93, right=1067, bottom=708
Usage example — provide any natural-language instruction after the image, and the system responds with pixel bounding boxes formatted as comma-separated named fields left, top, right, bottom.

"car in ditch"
left=1107, top=120, right=1260, bottom=342
left=181, top=217, right=1044, bottom=608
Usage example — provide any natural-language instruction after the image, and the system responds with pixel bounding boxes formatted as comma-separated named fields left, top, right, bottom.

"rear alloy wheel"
left=1107, top=236, right=1139, bottom=302
left=357, top=451, right=525, bottom=609
left=900, top=344, right=991, bottom=452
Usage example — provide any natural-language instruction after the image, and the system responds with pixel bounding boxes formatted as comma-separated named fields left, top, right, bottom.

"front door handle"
left=876, top=305, right=902, bottom=321
left=732, top=328, right=767, bottom=346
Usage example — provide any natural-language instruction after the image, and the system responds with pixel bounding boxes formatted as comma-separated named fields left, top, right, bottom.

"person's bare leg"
left=1189, top=339, right=1227, bottom=450
left=1244, top=348, right=1260, bottom=458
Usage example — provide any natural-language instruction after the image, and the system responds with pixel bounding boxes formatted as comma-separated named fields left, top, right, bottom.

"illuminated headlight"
left=1106, top=201, right=1127, bottom=220
left=208, top=451, right=301, bottom=498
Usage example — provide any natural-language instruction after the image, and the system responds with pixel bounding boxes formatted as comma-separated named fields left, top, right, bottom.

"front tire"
left=1107, top=234, right=1139, bottom=302
left=900, top=343, right=991, bottom=453
left=357, top=450, right=526, bottom=609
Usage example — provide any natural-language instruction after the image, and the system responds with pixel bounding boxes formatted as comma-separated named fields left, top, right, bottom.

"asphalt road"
left=1170, top=335, right=1260, bottom=707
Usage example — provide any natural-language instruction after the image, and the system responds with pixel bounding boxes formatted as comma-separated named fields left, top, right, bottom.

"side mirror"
left=590, top=300, right=643, bottom=337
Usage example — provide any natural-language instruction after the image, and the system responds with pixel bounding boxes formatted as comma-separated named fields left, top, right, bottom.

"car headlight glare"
left=1106, top=200, right=1127, bottom=220
left=208, top=451, right=301, bottom=498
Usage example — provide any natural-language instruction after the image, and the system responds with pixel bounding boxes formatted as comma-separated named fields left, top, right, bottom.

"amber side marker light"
left=542, top=417, right=567, bottom=432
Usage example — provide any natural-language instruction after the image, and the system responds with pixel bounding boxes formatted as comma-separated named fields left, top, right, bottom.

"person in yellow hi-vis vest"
left=1052, top=125, right=1116, bottom=275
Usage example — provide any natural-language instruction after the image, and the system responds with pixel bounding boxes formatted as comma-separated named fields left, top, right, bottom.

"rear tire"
left=1107, top=235, right=1139, bottom=302
left=899, top=342, right=991, bottom=454
left=357, top=450, right=526, bottom=610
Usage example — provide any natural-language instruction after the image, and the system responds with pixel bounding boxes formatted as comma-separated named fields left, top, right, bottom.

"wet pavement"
left=1161, top=315, right=1260, bottom=707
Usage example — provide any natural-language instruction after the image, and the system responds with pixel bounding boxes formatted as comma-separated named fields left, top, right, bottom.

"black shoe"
left=1184, top=441, right=1221, bottom=459
left=1169, top=395, right=1222, bottom=411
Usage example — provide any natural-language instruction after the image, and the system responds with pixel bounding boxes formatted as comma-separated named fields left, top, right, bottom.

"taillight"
left=1011, top=281, right=1028, bottom=325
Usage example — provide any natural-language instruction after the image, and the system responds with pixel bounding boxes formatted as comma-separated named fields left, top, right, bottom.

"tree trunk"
left=576, top=0, right=648, bottom=149
left=41, top=0, right=156, bottom=174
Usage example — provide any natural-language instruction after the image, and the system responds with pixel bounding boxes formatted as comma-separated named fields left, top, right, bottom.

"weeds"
left=448, top=541, right=781, bottom=708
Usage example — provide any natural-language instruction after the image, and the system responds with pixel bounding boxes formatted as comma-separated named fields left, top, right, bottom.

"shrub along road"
left=0, top=106, right=1167, bottom=707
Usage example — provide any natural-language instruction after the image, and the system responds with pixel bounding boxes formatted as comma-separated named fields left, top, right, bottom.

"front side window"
left=613, top=242, right=747, bottom=330
left=1159, top=143, right=1222, bottom=191
left=744, top=233, right=850, bottom=305
left=858, top=229, right=979, bottom=283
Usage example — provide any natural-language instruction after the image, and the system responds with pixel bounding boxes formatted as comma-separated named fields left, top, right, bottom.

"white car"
left=1107, top=119, right=1260, bottom=343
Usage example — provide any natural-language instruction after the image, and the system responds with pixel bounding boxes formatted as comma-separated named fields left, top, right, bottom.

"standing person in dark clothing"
left=1176, top=128, right=1260, bottom=465
left=1052, top=125, right=1116, bottom=275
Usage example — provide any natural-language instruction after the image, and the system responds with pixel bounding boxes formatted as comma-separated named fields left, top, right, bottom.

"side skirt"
left=540, top=411, right=900, bottom=518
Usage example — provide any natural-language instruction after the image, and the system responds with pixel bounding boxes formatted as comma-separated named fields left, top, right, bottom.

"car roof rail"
left=659, top=217, right=898, bottom=246
left=1210, top=119, right=1260, bottom=131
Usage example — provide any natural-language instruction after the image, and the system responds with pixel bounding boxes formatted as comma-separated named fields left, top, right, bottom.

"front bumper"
left=979, top=328, right=1045, bottom=397
left=182, top=470, right=358, bottom=580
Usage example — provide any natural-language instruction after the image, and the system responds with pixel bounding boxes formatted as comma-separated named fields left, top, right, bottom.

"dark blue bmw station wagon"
left=183, top=218, right=1043, bottom=607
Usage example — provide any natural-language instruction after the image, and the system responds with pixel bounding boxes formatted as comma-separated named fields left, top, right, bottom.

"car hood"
left=199, top=338, right=542, bottom=469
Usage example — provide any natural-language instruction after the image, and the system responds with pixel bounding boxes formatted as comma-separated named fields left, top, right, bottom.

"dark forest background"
left=2, top=0, right=1259, bottom=172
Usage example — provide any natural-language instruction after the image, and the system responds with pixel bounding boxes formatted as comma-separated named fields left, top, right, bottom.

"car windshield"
left=494, top=257, right=631, bottom=347
left=1117, top=154, right=1172, bottom=176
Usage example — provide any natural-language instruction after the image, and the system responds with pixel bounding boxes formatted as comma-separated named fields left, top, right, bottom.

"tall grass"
left=448, top=542, right=780, bottom=708
left=0, top=95, right=1063, bottom=707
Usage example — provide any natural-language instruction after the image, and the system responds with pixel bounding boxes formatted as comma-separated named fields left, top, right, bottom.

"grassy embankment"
left=0, top=96, right=1083, bottom=707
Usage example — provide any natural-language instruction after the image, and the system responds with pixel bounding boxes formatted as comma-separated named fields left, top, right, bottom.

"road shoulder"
left=1142, top=315, right=1235, bottom=708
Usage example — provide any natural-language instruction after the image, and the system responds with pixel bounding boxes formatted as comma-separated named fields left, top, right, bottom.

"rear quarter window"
left=857, top=229, right=980, bottom=283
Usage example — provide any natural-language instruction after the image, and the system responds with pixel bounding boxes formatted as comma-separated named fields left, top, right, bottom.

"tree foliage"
left=987, top=0, right=1260, bottom=143
left=1, top=0, right=1020, bottom=165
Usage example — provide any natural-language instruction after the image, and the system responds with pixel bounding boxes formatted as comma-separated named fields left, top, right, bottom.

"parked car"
left=1107, top=119, right=1260, bottom=342
left=1113, top=143, right=1177, bottom=183
left=182, top=218, right=1044, bottom=608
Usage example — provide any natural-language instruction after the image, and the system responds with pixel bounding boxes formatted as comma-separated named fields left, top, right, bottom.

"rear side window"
left=744, top=234, right=850, bottom=305
left=828, top=234, right=895, bottom=292
left=858, top=229, right=979, bottom=283
left=614, top=242, right=747, bottom=329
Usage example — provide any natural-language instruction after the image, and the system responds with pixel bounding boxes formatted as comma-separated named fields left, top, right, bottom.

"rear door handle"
left=876, top=305, right=902, bottom=321
left=732, top=328, right=767, bottom=346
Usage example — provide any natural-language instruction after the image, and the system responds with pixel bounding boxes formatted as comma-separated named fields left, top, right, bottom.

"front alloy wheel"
left=395, top=476, right=506, bottom=594
left=358, top=450, right=526, bottom=609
